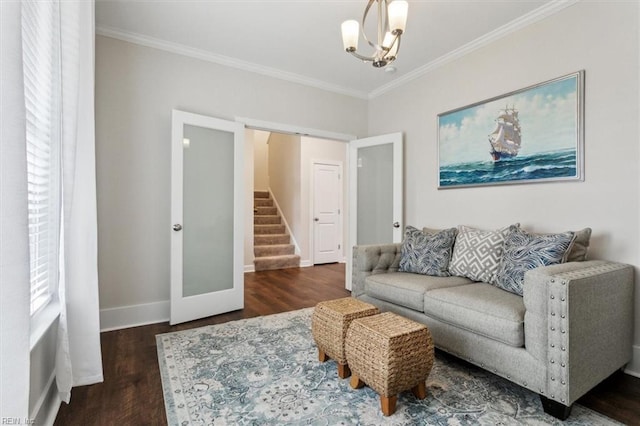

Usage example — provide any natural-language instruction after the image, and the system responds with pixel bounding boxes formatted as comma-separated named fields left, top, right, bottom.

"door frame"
left=237, top=117, right=355, bottom=272
left=346, top=133, right=403, bottom=291
left=309, top=159, right=344, bottom=265
left=170, top=110, right=245, bottom=325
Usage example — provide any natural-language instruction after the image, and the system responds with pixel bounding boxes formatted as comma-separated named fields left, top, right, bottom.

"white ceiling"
left=95, top=0, right=572, bottom=99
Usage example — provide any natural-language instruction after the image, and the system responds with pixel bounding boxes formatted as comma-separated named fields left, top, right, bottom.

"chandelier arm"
left=348, top=49, right=376, bottom=63
left=362, top=0, right=382, bottom=51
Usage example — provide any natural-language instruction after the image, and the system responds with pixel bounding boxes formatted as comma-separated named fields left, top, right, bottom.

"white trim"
left=96, top=25, right=368, bottom=100
left=269, top=189, right=301, bottom=257
left=100, top=300, right=169, bottom=332
left=300, top=260, right=313, bottom=268
left=369, top=0, right=580, bottom=99
left=624, top=345, right=640, bottom=378
left=237, top=117, right=356, bottom=142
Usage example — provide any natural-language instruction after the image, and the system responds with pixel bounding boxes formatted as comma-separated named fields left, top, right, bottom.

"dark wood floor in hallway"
left=55, top=263, right=640, bottom=425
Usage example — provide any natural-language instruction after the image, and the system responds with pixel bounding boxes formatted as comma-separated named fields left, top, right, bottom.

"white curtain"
left=1, top=0, right=103, bottom=410
left=56, top=0, right=104, bottom=402
left=0, top=1, right=31, bottom=419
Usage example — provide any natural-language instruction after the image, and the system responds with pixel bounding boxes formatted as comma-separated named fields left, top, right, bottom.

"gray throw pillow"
left=566, top=227, right=591, bottom=262
left=448, top=224, right=517, bottom=283
left=494, top=226, right=576, bottom=296
left=399, top=226, right=458, bottom=277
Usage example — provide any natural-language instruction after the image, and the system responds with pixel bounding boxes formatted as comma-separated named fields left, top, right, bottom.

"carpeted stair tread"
left=254, top=254, right=300, bottom=271
left=254, top=224, right=286, bottom=235
left=254, top=215, right=281, bottom=225
left=255, top=234, right=290, bottom=245
left=254, top=198, right=274, bottom=207
left=254, top=191, right=270, bottom=199
left=254, top=244, right=295, bottom=257
left=255, top=206, right=277, bottom=215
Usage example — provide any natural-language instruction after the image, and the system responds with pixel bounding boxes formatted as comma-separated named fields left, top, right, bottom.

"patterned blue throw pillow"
left=494, top=226, right=576, bottom=296
left=399, top=226, right=458, bottom=276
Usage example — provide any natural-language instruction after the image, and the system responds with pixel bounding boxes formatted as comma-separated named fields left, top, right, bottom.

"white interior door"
left=346, top=133, right=403, bottom=290
left=313, top=162, right=342, bottom=264
left=170, top=110, right=244, bottom=325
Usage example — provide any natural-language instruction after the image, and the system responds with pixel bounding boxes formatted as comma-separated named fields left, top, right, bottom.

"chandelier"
left=341, top=0, right=408, bottom=68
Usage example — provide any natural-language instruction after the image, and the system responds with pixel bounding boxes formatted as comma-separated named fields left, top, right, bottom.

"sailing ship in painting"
left=488, top=105, right=521, bottom=161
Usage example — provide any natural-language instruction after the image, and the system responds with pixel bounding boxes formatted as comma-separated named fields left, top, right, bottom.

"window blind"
left=22, top=1, right=62, bottom=315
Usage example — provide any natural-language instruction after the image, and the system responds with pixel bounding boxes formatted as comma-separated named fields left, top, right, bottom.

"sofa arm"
left=351, top=244, right=402, bottom=297
left=523, top=260, right=634, bottom=406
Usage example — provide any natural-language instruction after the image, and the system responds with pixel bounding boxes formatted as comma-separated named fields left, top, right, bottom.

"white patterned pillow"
left=448, top=224, right=517, bottom=283
left=399, top=226, right=458, bottom=277
left=494, top=226, right=576, bottom=296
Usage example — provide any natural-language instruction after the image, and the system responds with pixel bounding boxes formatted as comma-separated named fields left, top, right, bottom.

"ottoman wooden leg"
left=380, top=395, right=397, bottom=416
left=338, top=363, right=351, bottom=379
left=350, top=374, right=365, bottom=389
left=318, top=348, right=328, bottom=362
left=411, top=382, right=427, bottom=399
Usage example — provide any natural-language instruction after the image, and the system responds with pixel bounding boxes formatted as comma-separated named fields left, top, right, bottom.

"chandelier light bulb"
left=341, top=20, right=360, bottom=51
left=388, top=0, right=408, bottom=34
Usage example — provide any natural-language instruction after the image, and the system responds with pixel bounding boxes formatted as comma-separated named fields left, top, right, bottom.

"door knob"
left=173, top=224, right=183, bottom=231
left=314, top=218, right=319, bottom=222
left=393, top=222, right=400, bottom=228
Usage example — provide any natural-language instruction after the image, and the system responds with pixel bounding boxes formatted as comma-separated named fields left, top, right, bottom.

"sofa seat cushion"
left=364, top=272, right=473, bottom=313
left=423, top=283, right=525, bottom=347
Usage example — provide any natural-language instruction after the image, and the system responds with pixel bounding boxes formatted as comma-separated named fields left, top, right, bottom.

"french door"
left=170, top=110, right=244, bottom=325
left=346, top=133, right=403, bottom=290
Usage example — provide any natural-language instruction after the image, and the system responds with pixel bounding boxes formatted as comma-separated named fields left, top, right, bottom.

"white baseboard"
left=300, top=260, right=312, bottom=268
left=244, top=264, right=256, bottom=273
left=100, top=300, right=169, bottom=332
left=624, top=344, right=640, bottom=378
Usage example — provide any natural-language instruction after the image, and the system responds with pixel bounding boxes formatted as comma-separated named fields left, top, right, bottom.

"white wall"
left=368, top=1, right=640, bottom=374
left=268, top=133, right=302, bottom=253
left=300, top=137, right=349, bottom=265
left=253, top=130, right=270, bottom=191
left=95, top=36, right=367, bottom=329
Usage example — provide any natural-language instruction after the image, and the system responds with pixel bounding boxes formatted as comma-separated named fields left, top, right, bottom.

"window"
left=23, top=1, right=62, bottom=316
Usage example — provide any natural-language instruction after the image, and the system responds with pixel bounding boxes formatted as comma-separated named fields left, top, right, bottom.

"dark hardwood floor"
left=55, top=263, right=640, bottom=425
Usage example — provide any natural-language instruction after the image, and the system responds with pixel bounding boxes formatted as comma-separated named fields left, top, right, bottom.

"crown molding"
left=368, top=0, right=580, bottom=99
left=96, top=25, right=370, bottom=100
left=97, top=0, right=578, bottom=101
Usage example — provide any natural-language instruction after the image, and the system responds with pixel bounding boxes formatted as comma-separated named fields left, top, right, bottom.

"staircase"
left=253, top=191, right=300, bottom=271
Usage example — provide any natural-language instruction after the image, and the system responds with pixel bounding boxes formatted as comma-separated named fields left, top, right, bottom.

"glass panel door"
left=170, top=111, right=244, bottom=325
left=347, top=133, right=403, bottom=290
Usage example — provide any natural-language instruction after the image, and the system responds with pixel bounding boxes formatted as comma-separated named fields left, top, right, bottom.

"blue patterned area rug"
left=157, top=308, right=618, bottom=425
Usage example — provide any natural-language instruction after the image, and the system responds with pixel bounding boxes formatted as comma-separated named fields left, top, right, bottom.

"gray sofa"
left=352, top=242, right=634, bottom=420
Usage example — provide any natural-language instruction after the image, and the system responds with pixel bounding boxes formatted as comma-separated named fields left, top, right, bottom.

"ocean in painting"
left=439, top=148, right=577, bottom=187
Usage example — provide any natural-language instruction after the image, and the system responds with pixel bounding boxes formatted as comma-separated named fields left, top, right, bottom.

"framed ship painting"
left=437, top=71, right=584, bottom=189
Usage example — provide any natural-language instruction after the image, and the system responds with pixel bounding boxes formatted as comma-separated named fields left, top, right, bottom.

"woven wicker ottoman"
left=345, top=312, right=434, bottom=416
left=311, top=297, right=379, bottom=379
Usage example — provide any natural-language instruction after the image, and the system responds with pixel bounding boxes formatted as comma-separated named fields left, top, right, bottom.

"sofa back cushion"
left=448, top=224, right=517, bottom=283
left=399, top=226, right=458, bottom=277
left=494, top=226, right=576, bottom=296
